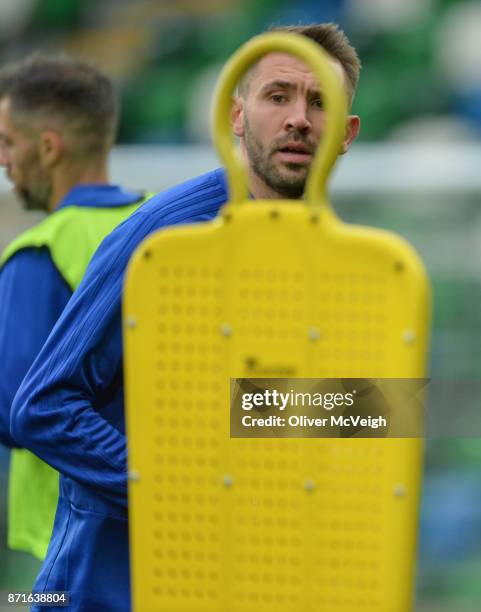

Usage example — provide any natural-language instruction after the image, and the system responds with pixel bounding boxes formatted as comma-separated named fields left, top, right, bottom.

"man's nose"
left=284, top=100, right=311, bottom=131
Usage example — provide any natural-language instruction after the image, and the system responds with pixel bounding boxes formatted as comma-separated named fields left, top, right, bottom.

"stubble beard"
left=243, top=117, right=310, bottom=199
left=18, top=184, right=51, bottom=211
left=16, top=158, right=52, bottom=212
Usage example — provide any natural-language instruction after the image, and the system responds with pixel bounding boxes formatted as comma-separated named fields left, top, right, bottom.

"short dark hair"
left=0, top=53, right=118, bottom=156
left=239, top=23, right=361, bottom=104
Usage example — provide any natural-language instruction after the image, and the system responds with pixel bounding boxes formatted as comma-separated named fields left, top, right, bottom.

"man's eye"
left=270, top=94, right=286, bottom=104
left=312, top=98, right=323, bottom=109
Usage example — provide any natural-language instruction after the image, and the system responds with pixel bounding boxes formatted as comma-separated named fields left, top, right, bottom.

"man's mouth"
left=276, top=143, right=313, bottom=163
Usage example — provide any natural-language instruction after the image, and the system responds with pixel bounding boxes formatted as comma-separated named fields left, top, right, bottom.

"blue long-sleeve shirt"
left=0, top=249, right=71, bottom=447
left=10, top=169, right=228, bottom=610
left=0, top=185, right=144, bottom=450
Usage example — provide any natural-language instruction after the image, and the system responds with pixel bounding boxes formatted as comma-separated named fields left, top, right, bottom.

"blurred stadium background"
left=1, top=0, right=481, bottom=610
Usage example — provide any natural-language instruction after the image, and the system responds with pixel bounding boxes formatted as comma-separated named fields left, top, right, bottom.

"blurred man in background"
left=10, top=24, right=360, bottom=611
left=0, top=55, right=149, bottom=563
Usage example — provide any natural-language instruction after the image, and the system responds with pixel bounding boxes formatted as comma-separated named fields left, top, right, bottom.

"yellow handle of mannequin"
left=211, top=32, right=348, bottom=208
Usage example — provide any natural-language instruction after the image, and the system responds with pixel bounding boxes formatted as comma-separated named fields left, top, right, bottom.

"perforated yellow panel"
left=124, top=204, right=429, bottom=612
left=123, top=32, right=430, bottom=612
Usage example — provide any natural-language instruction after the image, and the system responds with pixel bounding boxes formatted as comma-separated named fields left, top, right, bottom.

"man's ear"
left=341, top=115, right=360, bottom=154
left=38, top=130, right=64, bottom=168
left=231, top=96, right=245, bottom=137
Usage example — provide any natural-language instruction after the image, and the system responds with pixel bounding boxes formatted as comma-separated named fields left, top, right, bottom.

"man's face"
left=0, top=97, right=51, bottom=211
left=232, top=52, right=360, bottom=199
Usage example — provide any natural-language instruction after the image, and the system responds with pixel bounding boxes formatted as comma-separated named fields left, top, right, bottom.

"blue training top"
left=0, top=184, right=143, bottom=449
left=11, top=169, right=228, bottom=612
